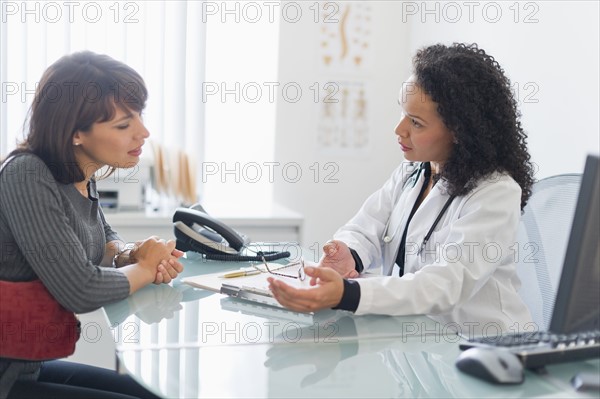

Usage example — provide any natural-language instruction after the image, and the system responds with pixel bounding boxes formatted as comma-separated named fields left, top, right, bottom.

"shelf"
left=103, top=202, right=304, bottom=244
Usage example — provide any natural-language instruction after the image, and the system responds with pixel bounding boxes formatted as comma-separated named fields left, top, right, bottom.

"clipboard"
left=182, top=262, right=311, bottom=311
left=220, top=283, right=282, bottom=308
left=219, top=297, right=315, bottom=324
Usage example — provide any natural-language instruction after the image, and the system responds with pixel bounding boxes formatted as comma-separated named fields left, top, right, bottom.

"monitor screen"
left=550, top=154, right=600, bottom=334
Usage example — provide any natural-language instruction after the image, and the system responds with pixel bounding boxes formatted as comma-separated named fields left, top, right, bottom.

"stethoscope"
left=382, top=162, right=456, bottom=255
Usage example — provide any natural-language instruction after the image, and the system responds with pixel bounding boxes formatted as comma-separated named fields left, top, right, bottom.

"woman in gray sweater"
left=0, top=51, right=182, bottom=398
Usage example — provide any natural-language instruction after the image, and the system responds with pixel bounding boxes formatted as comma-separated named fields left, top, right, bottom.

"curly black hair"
left=413, top=43, right=535, bottom=210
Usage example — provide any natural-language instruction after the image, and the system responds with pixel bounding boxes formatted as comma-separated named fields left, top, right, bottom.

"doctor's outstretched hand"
left=267, top=266, right=344, bottom=313
left=320, top=240, right=359, bottom=278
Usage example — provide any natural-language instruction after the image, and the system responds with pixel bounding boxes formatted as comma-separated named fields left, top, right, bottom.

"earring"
left=73, top=142, right=81, bottom=146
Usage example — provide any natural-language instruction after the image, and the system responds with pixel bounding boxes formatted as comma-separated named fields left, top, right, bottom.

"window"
left=1, top=1, right=280, bottom=207
left=3, top=1, right=199, bottom=147
left=202, top=4, right=280, bottom=208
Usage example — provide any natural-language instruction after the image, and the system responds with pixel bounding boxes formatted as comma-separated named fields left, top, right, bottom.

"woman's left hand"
left=267, top=266, right=344, bottom=313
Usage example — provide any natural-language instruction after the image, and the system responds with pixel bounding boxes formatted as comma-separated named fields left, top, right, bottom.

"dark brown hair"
left=6, top=51, right=147, bottom=183
left=413, top=43, right=534, bottom=210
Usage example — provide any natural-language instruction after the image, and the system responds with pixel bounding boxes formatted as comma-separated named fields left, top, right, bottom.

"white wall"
left=407, top=0, right=599, bottom=178
left=202, top=10, right=280, bottom=209
left=274, top=1, right=599, bottom=247
left=273, top=2, right=409, bottom=248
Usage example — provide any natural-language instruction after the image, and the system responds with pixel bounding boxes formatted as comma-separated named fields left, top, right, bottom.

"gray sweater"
left=0, top=153, right=131, bottom=394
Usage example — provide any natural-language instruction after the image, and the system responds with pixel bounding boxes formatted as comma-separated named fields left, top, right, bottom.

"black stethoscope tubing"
left=417, top=195, right=455, bottom=255
left=382, top=162, right=456, bottom=254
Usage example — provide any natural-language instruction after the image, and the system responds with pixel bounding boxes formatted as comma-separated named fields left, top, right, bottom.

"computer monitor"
left=550, top=154, right=600, bottom=334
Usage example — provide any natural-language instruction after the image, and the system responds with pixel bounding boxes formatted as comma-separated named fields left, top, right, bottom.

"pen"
left=221, top=269, right=261, bottom=279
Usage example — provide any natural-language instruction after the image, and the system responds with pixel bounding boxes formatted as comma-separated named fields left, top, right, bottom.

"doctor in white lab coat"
left=268, top=43, right=535, bottom=334
left=328, top=161, right=533, bottom=334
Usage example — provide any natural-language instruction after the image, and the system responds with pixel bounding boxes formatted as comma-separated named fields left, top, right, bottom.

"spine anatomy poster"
left=316, top=2, right=372, bottom=155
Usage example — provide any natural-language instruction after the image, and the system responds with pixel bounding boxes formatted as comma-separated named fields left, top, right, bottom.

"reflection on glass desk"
left=104, top=252, right=600, bottom=398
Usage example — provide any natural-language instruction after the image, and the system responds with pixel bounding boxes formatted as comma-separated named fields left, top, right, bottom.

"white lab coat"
left=334, top=162, right=533, bottom=335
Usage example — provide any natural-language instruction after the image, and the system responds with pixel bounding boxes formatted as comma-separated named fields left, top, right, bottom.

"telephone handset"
left=172, top=204, right=289, bottom=262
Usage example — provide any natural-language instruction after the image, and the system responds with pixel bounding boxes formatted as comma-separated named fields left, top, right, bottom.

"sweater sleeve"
left=0, top=155, right=130, bottom=313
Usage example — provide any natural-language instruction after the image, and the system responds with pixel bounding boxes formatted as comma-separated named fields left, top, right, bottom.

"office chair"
left=515, top=174, right=582, bottom=331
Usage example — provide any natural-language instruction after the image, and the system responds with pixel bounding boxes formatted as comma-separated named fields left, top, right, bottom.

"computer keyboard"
left=459, top=330, right=600, bottom=369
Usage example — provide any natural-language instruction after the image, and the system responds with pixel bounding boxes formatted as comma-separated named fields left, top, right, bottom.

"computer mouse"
left=455, top=347, right=524, bottom=384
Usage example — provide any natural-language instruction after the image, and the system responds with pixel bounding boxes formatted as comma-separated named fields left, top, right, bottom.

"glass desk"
left=104, top=253, right=600, bottom=398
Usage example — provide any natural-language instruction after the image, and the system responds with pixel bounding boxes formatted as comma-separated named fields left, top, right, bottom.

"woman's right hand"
left=319, top=240, right=359, bottom=278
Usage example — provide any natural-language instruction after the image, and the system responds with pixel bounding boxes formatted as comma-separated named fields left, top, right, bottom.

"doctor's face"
left=395, top=76, right=455, bottom=167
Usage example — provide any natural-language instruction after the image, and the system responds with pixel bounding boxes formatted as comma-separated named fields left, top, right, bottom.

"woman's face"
left=73, top=106, right=149, bottom=175
left=395, top=76, right=454, bottom=167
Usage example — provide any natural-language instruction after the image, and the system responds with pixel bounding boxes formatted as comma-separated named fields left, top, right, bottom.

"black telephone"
left=172, top=204, right=289, bottom=262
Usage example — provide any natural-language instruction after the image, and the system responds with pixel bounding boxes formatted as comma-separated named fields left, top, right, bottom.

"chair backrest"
left=515, top=174, right=582, bottom=331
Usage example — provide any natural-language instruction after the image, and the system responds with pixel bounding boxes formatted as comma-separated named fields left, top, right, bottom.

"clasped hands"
left=267, top=240, right=356, bottom=313
left=118, top=236, right=184, bottom=285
